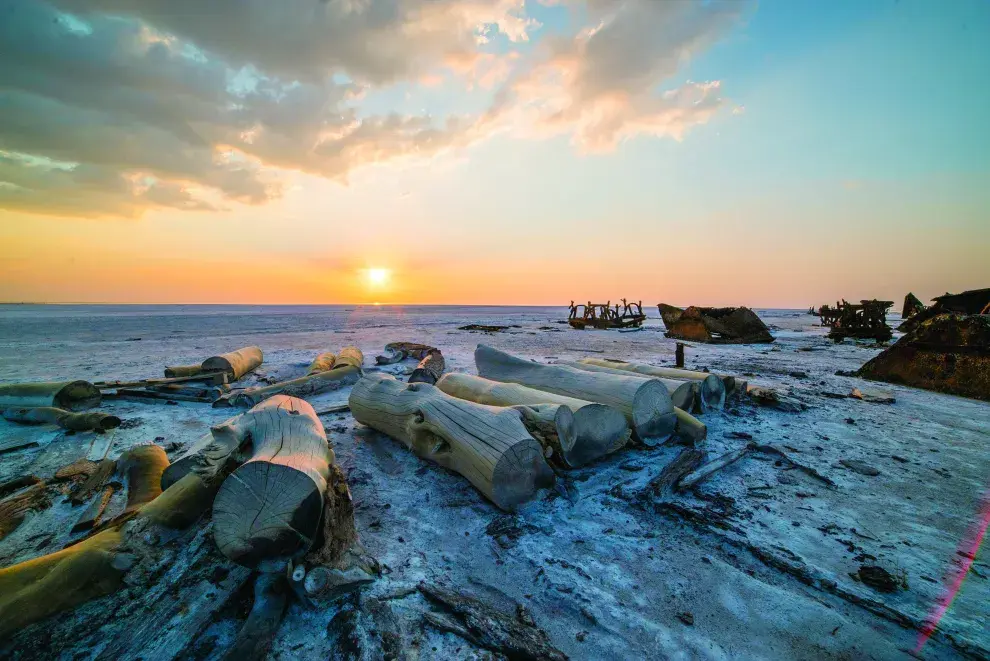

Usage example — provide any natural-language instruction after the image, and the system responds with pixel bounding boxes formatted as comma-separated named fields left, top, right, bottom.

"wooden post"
left=349, top=373, right=554, bottom=510
left=212, top=396, right=333, bottom=570
left=676, top=343, right=685, bottom=368
left=474, top=345, right=676, bottom=445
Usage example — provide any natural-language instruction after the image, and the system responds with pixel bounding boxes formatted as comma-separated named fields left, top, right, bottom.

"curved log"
left=201, top=346, right=264, bottom=381
left=0, top=381, right=101, bottom=412
left=409, top=350, right=445, bottom=385
left=2, top=406, right=121, bottom=432
left=577, top=358, right=728, bottom=410
left=118, top=445, right=169, bottom=514
left=475, top=345, right=676, bottom=445
left=212, top=396, right=333, bottom=570
left=349, top=373, right=554, bottom=510
left=215, top=366, right=362, bottom=409
left=436, top=373, right=629, bottom=467
left=308, top=352, right=337, bottom=375
left=333, top=347, right=364, bottom=371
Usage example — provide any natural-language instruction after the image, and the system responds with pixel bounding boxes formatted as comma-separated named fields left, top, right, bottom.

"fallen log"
left=0, top=437, right=40, bottom=455
left=333, top=346, right=364, bottom=371
left=2, top=407, right=121, bottom=432
left=109, top=388, right=214, bottom=404
left=435, top=373, right=629, bottom=467
left=0, top=381, right=101, bottom=412
left=163, top=364, right=206, bottom=378
left=349, top=373, right=554, bottom=510
left=409, top=349, right=445, bottom=385
left=0, top=481, right=49, bottom=541
left=375, top=342, right=437, bottom=365
left=643, top=447, right=705, bottom=499
left=201, top=346, right=264, bottom=381
left=118, top=445, right=169, bottom=515
left=674, top=408, right=707, bottom=445
left=678, top=446, right=752, bottom=490
left=214, top=365, right=362, bottom=408
left=475, top=345, right=676, bottom=445
left=159, top=415, right=245, bottom=491
left=307, top=351, right=337, bottom=375
left=212, top=396, right=333, bottom=570
left=560, top=360, right=715, bottom=412
left=0, top=475, right=42, bottom=500
left=577, top=358, right=728, bottom=410
left=222, top=573, right=288, bottom=661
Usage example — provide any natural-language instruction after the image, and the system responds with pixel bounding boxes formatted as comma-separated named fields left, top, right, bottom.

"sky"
left=0, top=0, right=987, bottom=307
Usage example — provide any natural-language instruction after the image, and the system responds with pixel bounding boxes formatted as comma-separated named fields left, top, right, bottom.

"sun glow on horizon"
left=366, top=267, right=391, bottom=288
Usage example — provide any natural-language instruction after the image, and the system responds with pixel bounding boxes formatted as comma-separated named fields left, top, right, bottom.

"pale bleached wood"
left=0, top=381, right=101, bottom=412
left=569, top=359, right=727, bottom=412
left=2, top=406, right=121, bottom=432
left=201, top=346, right=264, bottom=381
left=163, top=364, right=205, bottom=378
left=349, top=373, right=554, bottom=510
left=558, top=361, right=699, bottom=410
left=678, top=446, right=752, bottom=490
left=673, top=408, right=707, bottom=446
left=435, top=373, right=629, bottom=467
left=409, top=349, right=445, bottom=385
left=333, top=346, right=364, bottom=370
left=118, top=445, right=169, bottom=515
left=308, top=351, right=337, bottom=374
left=71, top=485, right=115, bottom=534
left=215, top=365, right=362, bottom=408
left=474, top=345, right=675, bottom=445
left=212, top=395, right=333, bottom=570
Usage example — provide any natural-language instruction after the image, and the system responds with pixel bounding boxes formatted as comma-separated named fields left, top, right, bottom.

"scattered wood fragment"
left=408, top=349, right=445, bottom=385
left=562, top=346, right=605, bottom=354
left=418, top=582, right=567, bottom=661
left=69, top=459, right=116, bottom=505
left=746, top=385, right=805, bottom=412
left=71, top=486, right=115, bottom=534
left=679, top=446, right=753, bottom=490
left=839, top=459, right=880, bottom=477
left=0, top=481, right=49, bottom=541
left=436, top=372, right=629, bottom=467
left=375, top=342, right=437, bottom=365
left=222, top=573, right=288, bottom=661
left=350, top=373, right=554, bottom=510
left=315, top=404, right=351, bottom=416
left=216, top=365, right=361, bottom=408
left=2, top=407, right=121, bottom=432
left=97, top=373, right=227, bottom=390
left=459, top=325, right=511, bottom=333
left=109, top=388, right=212, bottom=404
left=0, top=380, right=101, bottom=411
left=86, top=432, right=114, bottom=461
left=163, top=364, right=205, bottom=378
left=644, top=448, right=705, bottom=499
left=476, top=344, right=676, bottom=445
left=751, top=444, right=836, bottom=488
left=212, top=396, right=333, bottom=570
left=850, top=388, right=895, bottom=404
left=0, top=475, right=42, bottom=500
left=0, top=437, right=40, bottom=455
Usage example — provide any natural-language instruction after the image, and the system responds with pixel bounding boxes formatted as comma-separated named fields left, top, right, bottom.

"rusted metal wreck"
left=568, top=299, right=646, bottom=330
left=816, top=299, right=894, bottom=342
left=658, top=304, right=774, bottom=344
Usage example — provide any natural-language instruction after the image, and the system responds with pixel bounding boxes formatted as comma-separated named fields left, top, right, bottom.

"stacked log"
left=572, top=359, right=728, bottom=411
left=349, top=373, right=554, bottom=510
left=474, top=345, right=677, bottom=445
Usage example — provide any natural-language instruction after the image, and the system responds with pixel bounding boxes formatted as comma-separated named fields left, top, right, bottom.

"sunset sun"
left=366, top=268, right=390, bottom=287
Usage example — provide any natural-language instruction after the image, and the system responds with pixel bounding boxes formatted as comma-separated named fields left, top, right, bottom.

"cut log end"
left=490, top=438, right=555, bottom=510
left=698, top=375, right=726, bottom=411
left=631, top=380, right=677, bottom=445
left=567, top=404, right=630, bottom=466
left=213, top=463, right=325, bottom=569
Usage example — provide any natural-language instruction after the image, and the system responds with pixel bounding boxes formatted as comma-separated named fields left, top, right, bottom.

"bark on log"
left=2, top=406, right=121, bottom=432
left=349, top=373, right=554, bottom=510
left=574, top=358, right=727, bottom=411
left=212, top=395, right=333, bottom=570
left=118, top=445, right=169, bottom=514
left=409, top=349, right=445, bottom=385
left=333, top=346, right=364, bottom=371
left=0, top=381, right=101, bottom=412
left=163, top=364, right=205, bottom=378
left=222, top=573, right=288, bottom=661
left=307, top=351, right=337, bottom=375
left=436, top=373, right=629, bottom=467
left=215, top=365, right=362, bottom=408
left=201, top=346, right=264, bottom=381
left=0, top=481, right=49, bottom=541
left=475, top=345, right=676, bottom=445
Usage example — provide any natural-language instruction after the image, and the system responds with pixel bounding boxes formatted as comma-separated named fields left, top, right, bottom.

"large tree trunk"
left=2, top=406, right=121, bottom=432
left=575, top=358, right=728, bottom=410
left=201, top=346, right=264, bottom=381
left=211, top=396, right=333, bottom=570
left=307, top=351, right=337, bottom=374
left=435, top=373, right=629, bottom=467
left=349, top=373, right=554, bottom=510
left=0, top=381, right=101, bottom=411
left=409, top=349, right=445, bottom=385
left=215, top=365, right=362, bottom=408
left=475, top=345, right=676, bottom=445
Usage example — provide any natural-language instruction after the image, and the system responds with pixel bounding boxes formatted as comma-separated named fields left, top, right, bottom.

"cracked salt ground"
left=0, top=305, right=987, bottom=659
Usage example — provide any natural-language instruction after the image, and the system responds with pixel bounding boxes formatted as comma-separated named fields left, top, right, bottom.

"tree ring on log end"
left=631, top=380, right=676, bottom=445
left=552, top=405, right=576, bottom=454
left=698, top=374, right=726, bottom=411
left=213, top=463, right=325, bottom=568
left=491, top=438, right=555, bottom=510
left=568, top=403, right=629, bottom=466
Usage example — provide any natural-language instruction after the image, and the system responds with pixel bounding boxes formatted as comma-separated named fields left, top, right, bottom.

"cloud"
left=0, top=0, right=743, bottom=218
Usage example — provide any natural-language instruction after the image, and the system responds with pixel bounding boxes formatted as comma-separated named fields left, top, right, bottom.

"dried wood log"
left=159, top=415, right=245, bottom=490
left=212, top=396, right=333, bottom=570
left=146, top=383, right=225, bottom=399
left=560, top=360, right=701, bottom=410
left=118, top=445, right=169, bottom=514
left=2, top=406, right=121, bottom=432
left=349, top=373, right=554, bottom=510
left=71, top=486, right=115, bottom=534
left=163, top=364, right=205, bottom=378
left=419, top=583, right=567, bottom=661
left=409, top=349, right=445, bottom=385
left=334, top=346, right=364, bottom=371
left=436, top=373, right=629, bottom=467
left=69, top=459, right=116, bottom=505
left=375, top=347, right=406, bottom=365
left=307, top=351, right=337, bottom=374
left=577, top=358, right=727, bottom=411
left=55, top=459, right=99, bottom=482
left=109, top=388, right=213, bottom=404
left=222, top=573, right=288, bottom=661
left=644, top=448, right=705, bottom=499
left=673, top=408, right=707, bottom=445
left=214, top=365, right=362, bottom=408
left=202, top=346, right=264, bottom=381
left=475, top=344, right=676, bottom=445
left=0, top=481, right=49, bottom=541
left=0, top=381, right=101, bottom=412
left=678, top=446, right=752, bottom=490
left=0, top=475, right=42, bottom=499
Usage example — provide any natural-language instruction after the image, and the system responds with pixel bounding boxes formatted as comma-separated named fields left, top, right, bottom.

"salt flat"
left=0, top=305, right=987, bottom=660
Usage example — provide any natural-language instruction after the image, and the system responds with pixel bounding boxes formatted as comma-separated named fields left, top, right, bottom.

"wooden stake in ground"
left=573, top=358, right=727, bottom=411
left=0, top=381, right=101, bottom=411
left=409, top=349, right=445, bottom=385
left=475, top=345, right=676, bottom=445
left=2, top=407, right=121, bottom=432
left=436, top=373, right=629, bottom=467
left=349, top=373, right=554, bottom=510
left=676, top=343, right=685, bottom=368
left=211, top=396, right=333, bottom=570
left=201, top=346, right=264, bottom=381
